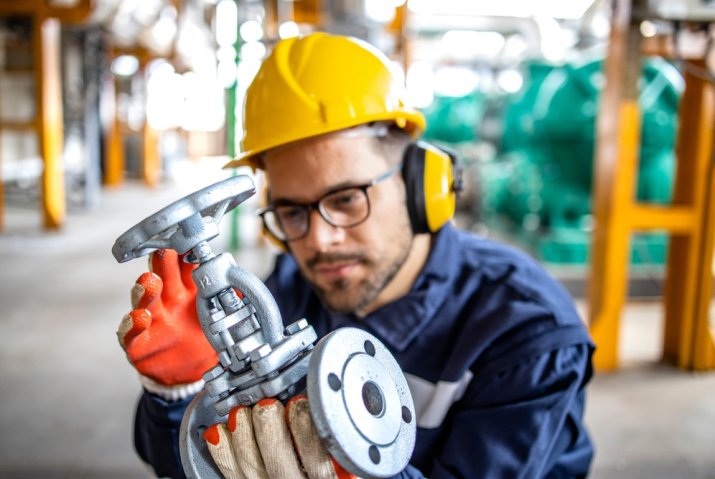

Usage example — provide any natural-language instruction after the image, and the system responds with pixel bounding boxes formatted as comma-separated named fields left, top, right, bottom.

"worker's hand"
left=205, top=396, right=356, bottom=479
left=117, top=249, right=218, bottom=398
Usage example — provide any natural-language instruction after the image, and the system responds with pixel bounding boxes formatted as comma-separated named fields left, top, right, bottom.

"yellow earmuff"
left=402, top=141, right=464, bottom=234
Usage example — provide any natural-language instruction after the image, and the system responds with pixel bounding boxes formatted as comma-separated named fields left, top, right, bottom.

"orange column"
left=104, top=75, right=124, bottom=187
left=35, top=16, right=65, bottom=229
left=142, top=121, right=161, bottom=187
left=0, top=129, right=3, bottom=230
left=663, top=63, right=715, bottom=369
left=588, top=0, right=641, bottom=370
left=692, top=150, right=715, bottom=370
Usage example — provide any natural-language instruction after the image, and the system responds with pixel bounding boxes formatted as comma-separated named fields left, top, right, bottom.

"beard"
left=301, top=230, right=414, bottom=315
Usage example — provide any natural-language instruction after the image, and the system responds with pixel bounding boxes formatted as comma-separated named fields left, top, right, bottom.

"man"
left=118, top=33, right=594, bottom=478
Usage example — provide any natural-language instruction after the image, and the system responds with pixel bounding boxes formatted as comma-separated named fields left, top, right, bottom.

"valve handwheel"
left=112, top=176, right=256, bottom=263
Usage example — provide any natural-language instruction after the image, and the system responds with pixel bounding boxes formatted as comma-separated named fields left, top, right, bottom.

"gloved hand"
left=204, top=395, right=356, bottom=479
left=117, top=249, right=218, bottom=400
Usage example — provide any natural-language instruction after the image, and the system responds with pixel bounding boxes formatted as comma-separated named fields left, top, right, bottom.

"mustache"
left=306, top=251, right=368, bottom=269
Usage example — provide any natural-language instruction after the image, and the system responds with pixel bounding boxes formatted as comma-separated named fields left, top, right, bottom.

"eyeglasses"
left=257, top=165, right=402, bottom=242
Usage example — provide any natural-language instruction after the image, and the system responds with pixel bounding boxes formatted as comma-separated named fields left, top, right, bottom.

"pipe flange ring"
left=307, top=328, right=416, bottom=479
left=180, top=391, right=224, bottom=479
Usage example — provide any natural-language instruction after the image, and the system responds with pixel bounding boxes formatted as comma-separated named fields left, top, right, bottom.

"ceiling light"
left=406, top=61, right=434, bottom=108
left=240, top=41, right=266, bottom=61
left=441, top=31, right=505, bottom=57
left=240, top=20, right=263, bottom=43
left=111, top=55, right=139, bottom=76
left=365, top=0, right=396, bottom=23
left=279, top=21, right=300, bottom=39
left=497, top=69, right=524, bottom=93
left=216, top=0, right=238, bottom=47
left=640, top=20, right=657, bottom=38
left=408, top=0, right=596, bottom=20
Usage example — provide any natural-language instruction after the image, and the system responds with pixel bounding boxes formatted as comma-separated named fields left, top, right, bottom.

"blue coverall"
left=135, top=223, right=595, bottom=478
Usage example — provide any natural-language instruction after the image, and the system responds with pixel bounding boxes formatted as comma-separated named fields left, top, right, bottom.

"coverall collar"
left=330, top=223, right=462, bottom=352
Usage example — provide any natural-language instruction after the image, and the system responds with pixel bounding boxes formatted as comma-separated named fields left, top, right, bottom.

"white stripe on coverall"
left=404, top=371, right=474, bottom=429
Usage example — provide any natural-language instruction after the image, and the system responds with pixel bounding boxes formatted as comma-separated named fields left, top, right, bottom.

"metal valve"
left=112, top=176, right=415, bottom=479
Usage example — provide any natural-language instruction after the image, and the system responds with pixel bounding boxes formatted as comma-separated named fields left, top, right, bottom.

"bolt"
left=210, top=308, right=226, bottom=323
left=193, top=241, right=215, bottom=263
left=218, top=289, right=243, bottom=314
left=218, top=350, right=231, bottom=367
left=219, top=391, right=230, bottom=400
left=202, top=365, right=225, bottom=382
left=285, top=319, right=309, bottom=335
left=250, top=344, right=272, bottom=362
left=229, top=356, right=246, bottom=372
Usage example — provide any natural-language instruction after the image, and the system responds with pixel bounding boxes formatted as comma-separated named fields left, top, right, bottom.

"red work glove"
left=204, top=396, right=356, bottom=479
left=117, top=249, right=218, bottom=401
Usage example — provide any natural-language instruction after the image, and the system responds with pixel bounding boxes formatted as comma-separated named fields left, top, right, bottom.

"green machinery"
left=424, top=58, right=683, bottom=265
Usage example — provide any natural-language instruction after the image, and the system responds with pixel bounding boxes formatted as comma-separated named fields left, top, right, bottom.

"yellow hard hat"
left=223, top=32, right=426, bottom=170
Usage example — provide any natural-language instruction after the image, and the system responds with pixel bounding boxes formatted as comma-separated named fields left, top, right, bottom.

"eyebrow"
left=268, top=165, right=403, bottom=206
left=270, top=178, right=371, bottom=206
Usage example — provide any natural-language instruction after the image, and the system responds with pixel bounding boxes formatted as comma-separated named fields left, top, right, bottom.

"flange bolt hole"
left=402, top=406, right=412, bottom=424
left=369, top=445, right=380, bottom=464
left=328, top=373, right=342, bottom=391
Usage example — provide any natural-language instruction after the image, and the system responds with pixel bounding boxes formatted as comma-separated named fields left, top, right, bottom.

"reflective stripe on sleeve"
left=404, top=371, right=474, bottom=429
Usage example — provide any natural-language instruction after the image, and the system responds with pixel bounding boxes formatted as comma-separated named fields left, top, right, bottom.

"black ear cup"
left=435, top=144, right=465, bottom=194
left=402, top=143, right=430, bottom=234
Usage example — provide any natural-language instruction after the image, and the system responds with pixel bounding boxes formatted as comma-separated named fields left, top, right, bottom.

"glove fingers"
left=228, top=406, right=270, bottom=479
left=150, top=250, right=187, bottom=300
left=117, top=309, right=152, bottom=350
left=286, top=396, right=356, bottom=479
left=205, top=423, right=245, bottom=479
left=252, top=399, right=307, bottom=479
left=131, top=272, right=163, bottom=310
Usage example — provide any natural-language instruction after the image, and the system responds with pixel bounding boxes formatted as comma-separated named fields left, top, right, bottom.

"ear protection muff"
left=402, top=141, right=464, bottom=234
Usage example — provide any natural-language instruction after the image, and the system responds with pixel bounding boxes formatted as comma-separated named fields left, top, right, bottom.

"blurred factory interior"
left=1, top=0, right=715, bottom=477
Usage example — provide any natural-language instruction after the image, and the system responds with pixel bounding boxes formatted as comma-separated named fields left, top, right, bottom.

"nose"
left=302, top=208, right=345, bottom=252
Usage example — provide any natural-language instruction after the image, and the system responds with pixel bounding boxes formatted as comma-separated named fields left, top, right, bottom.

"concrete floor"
left=0, top=162, right=714, bottom=479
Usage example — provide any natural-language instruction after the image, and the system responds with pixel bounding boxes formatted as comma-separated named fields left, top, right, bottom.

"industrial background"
left=1, top=0, right=714, bottom=477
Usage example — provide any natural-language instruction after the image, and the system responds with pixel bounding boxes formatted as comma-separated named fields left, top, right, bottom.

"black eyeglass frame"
left=256, top=164, right=403, bottom=243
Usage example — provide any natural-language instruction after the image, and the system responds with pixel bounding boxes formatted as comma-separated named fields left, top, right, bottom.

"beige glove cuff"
left=139, top=374, right=204, bottom=401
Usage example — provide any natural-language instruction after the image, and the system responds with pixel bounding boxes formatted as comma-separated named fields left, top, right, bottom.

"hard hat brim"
left=222, top=111, right=426, bottom=170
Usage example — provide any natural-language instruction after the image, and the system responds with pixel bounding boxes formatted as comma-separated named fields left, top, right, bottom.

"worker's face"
left=263, top=134, right=413, bottom=315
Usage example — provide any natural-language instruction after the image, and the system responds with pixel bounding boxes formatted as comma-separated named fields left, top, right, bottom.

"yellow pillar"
left=663, top=63, right=715, bottom=369
left=692, top=157, right=715, bottom=370
left=35, top=16, right=65, bottom=229
left=104, top=85, right=125, bottom=187
left=0, top=132, right=3, bottom=230
left=142, top=121, right=161, bottom=187
left=588, top=0, right=641, bottom=370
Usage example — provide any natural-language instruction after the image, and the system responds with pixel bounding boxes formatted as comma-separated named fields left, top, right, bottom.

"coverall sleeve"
left=428, top=343, right=593, bottom=479
left=135, top=391, right=193, bottom=478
